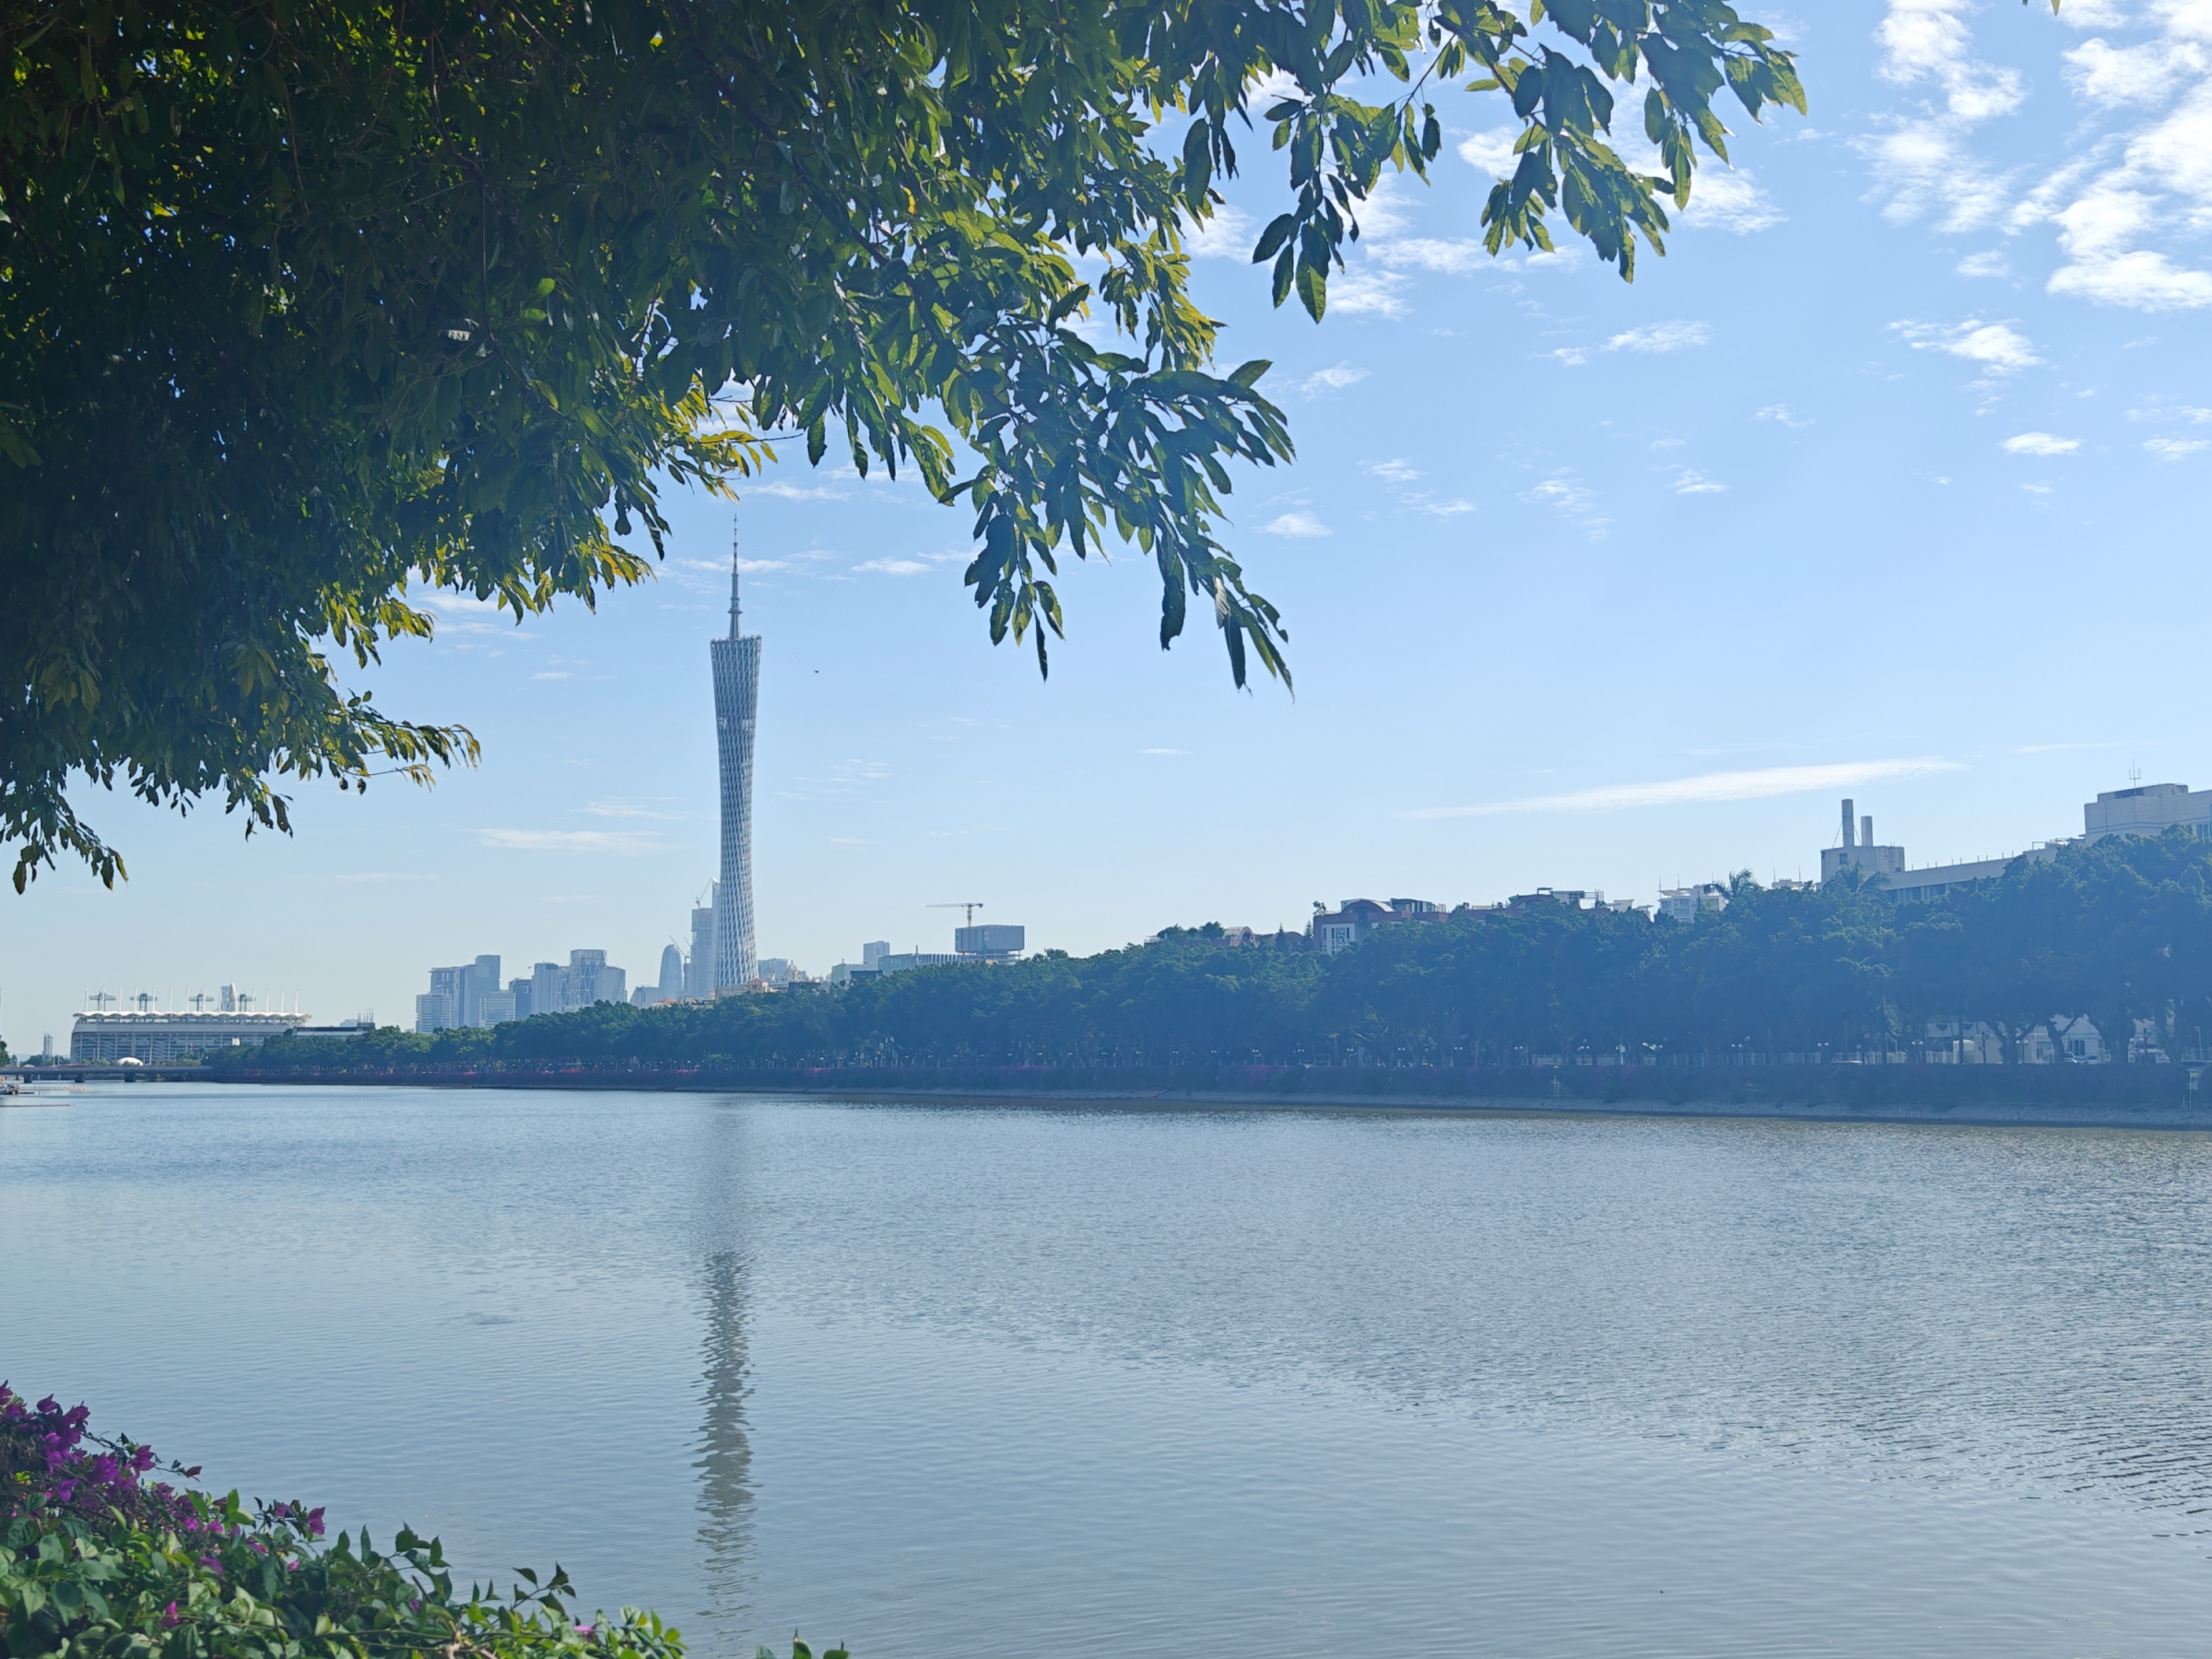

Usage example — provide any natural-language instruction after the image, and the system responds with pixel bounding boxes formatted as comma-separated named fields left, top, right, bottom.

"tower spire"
left=728, top=515, right=743, bottom=640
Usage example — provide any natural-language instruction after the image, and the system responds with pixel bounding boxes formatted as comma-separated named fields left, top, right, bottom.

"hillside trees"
left=0, top=0, right=1803, bottom=888
left=229, top=831, right=2212, bottom=1076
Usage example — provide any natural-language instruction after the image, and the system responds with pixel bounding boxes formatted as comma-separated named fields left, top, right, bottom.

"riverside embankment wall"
left=213, top=1061, right=2212, bottom=1130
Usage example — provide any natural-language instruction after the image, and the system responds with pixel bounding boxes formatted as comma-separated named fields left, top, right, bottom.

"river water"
left=8, top=1084, right=2212, bottom=1656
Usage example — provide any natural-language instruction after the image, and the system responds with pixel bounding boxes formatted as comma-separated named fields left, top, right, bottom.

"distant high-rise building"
left=955, top=924, right=1026, bottom=960
left=659, top=944, right=685, bottom=998
left=710, top=521, right=760, bottom=992
left=862, top=941, right=890, bottom=970
left=688, top=891, right=717, bottom=998
left=526, top=949, right=628, bottom=1017
left=418, top=954, right=500, bottom=1030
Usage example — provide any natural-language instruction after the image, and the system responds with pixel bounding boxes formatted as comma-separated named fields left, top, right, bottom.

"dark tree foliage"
left=1, top=0, right=1800, bottom=889
left=236, top=830, right=2212, bottom=1077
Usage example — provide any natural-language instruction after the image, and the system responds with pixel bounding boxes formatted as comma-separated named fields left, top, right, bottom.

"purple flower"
left=575, top=1625, right=596, bottom=1639
left=160, top=1604, right=181, bottom=1629
left=306, top=1507, right=325, bottom=1538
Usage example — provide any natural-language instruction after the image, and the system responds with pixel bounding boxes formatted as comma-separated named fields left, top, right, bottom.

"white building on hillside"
left=2084, top=782, right=2212, bottom=841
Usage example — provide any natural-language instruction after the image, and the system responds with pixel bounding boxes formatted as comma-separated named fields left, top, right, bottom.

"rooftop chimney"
left=1863, top=816, right=1875, bottom=849
left=1841, top=799, right=1856, bottom=849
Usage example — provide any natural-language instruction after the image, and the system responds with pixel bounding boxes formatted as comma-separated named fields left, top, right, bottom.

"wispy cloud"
left=1408, top=758, right=1964, bottom=819
left=853, top=558, right=930, bottom=575
left=1679, top=170, right=1783, bottom=233
left=2146, top=436, right=2210, bottom=460
left=1298, top=361, right=1370, bottom=397
left=1606, top=321, right=1711, bottom=354
left=531, top=671, right=572, bottom=681
left=1867, top=0, right=2212, bottom=312
left=1891, top=317, right=2040, bottom=374
left=1864, top=0, right=2024, bottom=232
left=1368, top=459, right=1423, bottom=484
left=1524, top=476, right=1608, bottom=539
left=1456, top=127, right=1521, bottom=177
left=582, top=801, right=685, bottom=820
left=1183, top=203, right=1256, bottom=260
left=1141, top=747, right=1189, bottom=756
left=1259, top=510, right=1331, bottom=538
left=750, top=480, right=849, bottom=502
left=1328, top=269, right=1408, bottom=316
left=2003, top=431, right=2080, bottom=455
left=475, top=830, right=666, bottom=853
left=1755, top=404, right=1814, bottom=428
left=1674, top=470, right=1728, bottom=495
left=1371, top=238, right=1489, bottom=275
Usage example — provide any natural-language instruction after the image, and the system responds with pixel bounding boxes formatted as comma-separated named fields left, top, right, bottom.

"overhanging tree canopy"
left=0, top=0, right=1800, bottom=888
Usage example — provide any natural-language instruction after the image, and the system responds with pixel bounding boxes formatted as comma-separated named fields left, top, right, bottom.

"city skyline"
left=5, top=6, right=2210, bottom=1054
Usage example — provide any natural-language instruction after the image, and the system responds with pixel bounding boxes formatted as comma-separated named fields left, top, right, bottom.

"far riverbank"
left=182, top=1059, right=2212, bottom=1132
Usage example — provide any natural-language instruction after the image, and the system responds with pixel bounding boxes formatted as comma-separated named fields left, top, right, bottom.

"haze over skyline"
left=7, top=0, right=2209, bottom=1052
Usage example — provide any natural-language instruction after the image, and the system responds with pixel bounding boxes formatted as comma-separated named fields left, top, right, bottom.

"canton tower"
left=710, top=518, right=760, bottom=991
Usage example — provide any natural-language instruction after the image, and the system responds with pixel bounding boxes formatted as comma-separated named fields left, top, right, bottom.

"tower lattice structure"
left=711, top=520, right=760, bottom=991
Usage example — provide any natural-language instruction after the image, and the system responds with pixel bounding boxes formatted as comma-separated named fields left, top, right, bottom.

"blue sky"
left=8, top=0, right=2212, bottom=1050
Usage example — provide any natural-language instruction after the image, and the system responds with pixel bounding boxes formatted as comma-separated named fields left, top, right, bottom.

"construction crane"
left=930, top=901, right=986, bottom=929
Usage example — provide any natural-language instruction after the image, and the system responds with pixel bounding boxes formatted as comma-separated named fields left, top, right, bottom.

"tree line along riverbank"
left=213, top=830, right=2212, bottom=1088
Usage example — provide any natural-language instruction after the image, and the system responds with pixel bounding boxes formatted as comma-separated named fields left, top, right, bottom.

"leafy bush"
left=0, top=1386, right=828, bottom=1659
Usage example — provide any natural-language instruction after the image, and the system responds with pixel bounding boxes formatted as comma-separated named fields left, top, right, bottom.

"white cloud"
left=2050, top=244, right=2212, bottom=307
left=1457, top=127, right=1522, bottom=177
left=1184, top=203, right=1256, bottom=261
left=1328, top=268, right=1407, bottom=317
left=1606, top=320, right=1711, bottom=353
left=2146, top=436, right=2211, bottom=458
left=1891, top=317, right=2041, bottom=373
left=2027, top=21, right=2212, bottom=311
left=751, top=480, right=848, bottom=501
left=853, top=558, right=930, bottom=575
left=1368, top=459, right=1423, bottom=483
left=1298, top=361, right=1370, bottom=397
left=1371, top=238, right=1489, bottom=275
left=1755, top=404, right=1814, bottom=427
left=1351, top=174, right=1417, bottom=238
left=1406, top=757, right=1965, bottom=819
left=530, top=671, right=572, bottom=681
left=1956, top=250, right=2011, bottom=278
left=1259, top=511, right=1331, bottom=538
left=1865, top=2, right=2026, bottom=231
left=2003, top=431, right=2081, bottom=454
left=474, top=830, right=665, bottom=853
left=1877, top=0, right=2026, bottom=122
left=1550, top=347, right=1591, bottom=367
left=1679, top=170, right=1784, bottom=233
left=1674, top=470, right=1727, bottom=495
left=1524, top=476, right=1609, bottom=538
left=2065, top=36, right=2207, bottom=106
left=1140, top=747, right=1190, bottom=756
left=1408, top=494, right=1477, bottom=516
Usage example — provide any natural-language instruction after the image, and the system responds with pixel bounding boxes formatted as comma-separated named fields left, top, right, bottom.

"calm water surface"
left=8, top=1084, right=2212, bottom=1656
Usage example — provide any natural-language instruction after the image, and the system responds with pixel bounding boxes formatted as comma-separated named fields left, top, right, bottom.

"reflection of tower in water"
left=692, top=1251, right=757, bottom=1653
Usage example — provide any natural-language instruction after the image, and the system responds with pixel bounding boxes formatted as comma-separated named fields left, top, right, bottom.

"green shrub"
left=0, top=1386, right=834, bottom=1659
